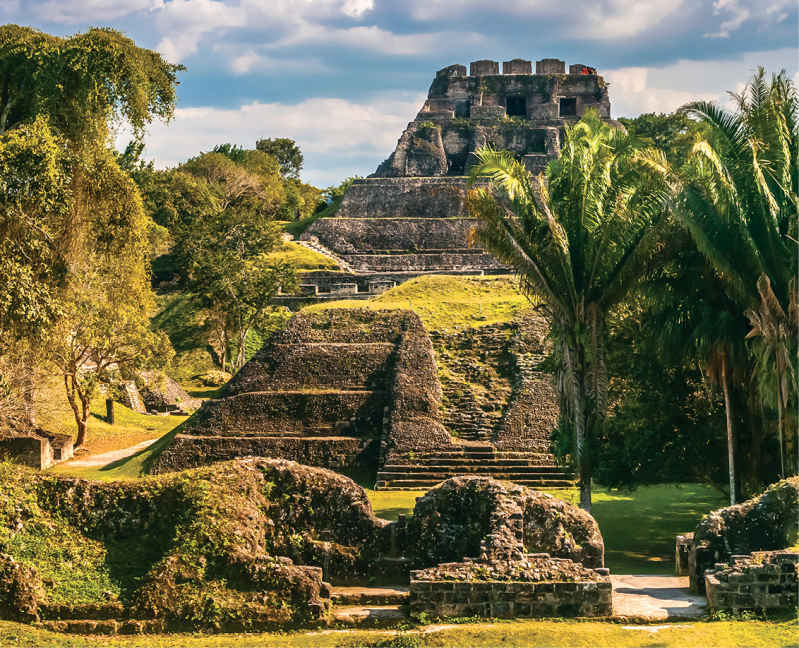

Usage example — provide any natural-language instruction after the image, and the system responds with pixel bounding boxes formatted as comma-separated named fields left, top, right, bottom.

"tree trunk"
left=721, top=354, right=735, bottom=505
left=235, top=326, right=250, bottom=372
left=76, top=391, right=90, bottom=448
left=776, top=386, right=784, bottom=478
left=23, top=362, right=36, bottom=428
left=64, top=374, right=83, bottom=447
left=567, top=341, right=591, bottom=512
left=575, top=385, right=591, bottom=512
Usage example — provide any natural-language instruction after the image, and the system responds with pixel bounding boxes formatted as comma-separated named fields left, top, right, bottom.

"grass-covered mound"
left=0, top=458, right=389, bottom=631
left=304, top=274, right=530, bottom=330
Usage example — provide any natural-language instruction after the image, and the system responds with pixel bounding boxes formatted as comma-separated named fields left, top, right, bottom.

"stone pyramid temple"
left=154, top=309, right=573, bottom=489
left=278, top=56, right=618, bottom=304
left=155, top=57, right=621, bottom=488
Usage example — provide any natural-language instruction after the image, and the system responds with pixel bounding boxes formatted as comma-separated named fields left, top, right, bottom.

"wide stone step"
left=379, top=466, right=570, bottom=477
left=377, top=472, right=573, bottom=482
left=375, top=477, right=576, bottom=489
left=385, top=457, right=558, bottom=467
left=331, top=586, right=409, bottom=606
left=331, top=605, right=407, bottom=627
left=394, top=456, right=556, bottom=465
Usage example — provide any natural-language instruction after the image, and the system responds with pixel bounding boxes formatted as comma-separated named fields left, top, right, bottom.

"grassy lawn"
left=0, top=618, right=795, bottom=648
left=34, top=377, right=187, bottom=458
left=304, top=274, right=530, bottom=331
left=366, top=483, right=727, bottom=575
left=264, top=241, right=341, bottom=271
left=49, top=427, right=182, bottom=481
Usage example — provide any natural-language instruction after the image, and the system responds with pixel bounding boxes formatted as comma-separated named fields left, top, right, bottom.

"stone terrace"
left=154, top=309, right=572, bottom=490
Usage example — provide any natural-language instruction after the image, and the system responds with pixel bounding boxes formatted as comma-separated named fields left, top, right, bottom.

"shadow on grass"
left=96, top=422, right=185, bottom=475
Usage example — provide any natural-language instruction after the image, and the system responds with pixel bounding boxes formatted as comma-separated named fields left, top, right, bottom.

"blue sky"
left=4, top=0, right=797, bottom=186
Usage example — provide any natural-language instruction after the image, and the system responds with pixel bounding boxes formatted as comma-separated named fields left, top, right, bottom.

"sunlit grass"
left=264, top=240, right=341, bottom=271
left=304, top=274, right=531, bottom=331
left=34, top=376, right=186, bottom=459
left=1, top=617, right=795, bottom=648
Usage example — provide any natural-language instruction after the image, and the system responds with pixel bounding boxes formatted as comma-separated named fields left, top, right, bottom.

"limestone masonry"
left=154, top=309, right=573, bottom=489
left=284, top=57, right=618, bottom=303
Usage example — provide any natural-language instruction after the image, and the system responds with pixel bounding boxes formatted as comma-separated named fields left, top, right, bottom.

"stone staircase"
left=330, top=586, right=408, bottom=627
left=376, top=445, right=575, bottom=490
left=296, top=237, right=357, bottom=273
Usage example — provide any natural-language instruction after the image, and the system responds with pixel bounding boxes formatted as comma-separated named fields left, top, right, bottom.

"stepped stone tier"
left=153, top=309, right=573, bottom=490
left=287, top=57, right=619, bottom=303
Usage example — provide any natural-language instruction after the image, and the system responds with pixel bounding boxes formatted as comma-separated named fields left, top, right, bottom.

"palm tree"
left=745, top=275, right=798, bottom=478
left=677, top=68, right=798, bottom=495
left=467, top=110, right=670, bottom=510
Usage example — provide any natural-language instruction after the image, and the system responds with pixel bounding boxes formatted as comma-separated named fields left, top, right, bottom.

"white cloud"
left=32, top=0, right=163, bottom=23
left=267, top=25, right=480, bottom=57
left=705, top=0, right=795, bottom=38
left=605, top=47, right=798, bottom=117
left=154, top=0, right=246, bottom=63
left=120, top=92, right=425, bottom=186
left=576, top=0, right=685, bottom=40
left=342, top=0, right=374, bottom=18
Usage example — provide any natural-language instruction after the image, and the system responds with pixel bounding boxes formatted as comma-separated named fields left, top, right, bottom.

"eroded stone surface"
left=705, top=550, right=798, bottom=613
left=688, top=477, right=799, bottom=593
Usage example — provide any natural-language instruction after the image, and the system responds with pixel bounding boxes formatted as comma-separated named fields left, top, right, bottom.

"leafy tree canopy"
left=0, top=25, right=182, bottom=144
left=255, top=137, right=303, bottom=178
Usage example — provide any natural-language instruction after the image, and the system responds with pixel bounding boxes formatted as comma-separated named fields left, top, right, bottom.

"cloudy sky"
left=4, top=0, right=797, bottom=186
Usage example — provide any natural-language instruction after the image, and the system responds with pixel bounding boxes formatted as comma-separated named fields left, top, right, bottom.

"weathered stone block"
left=470, top=60, right=499, bottom=76
left=536, top=58, right=565, bottom=74
left=503, top=59, right=532, bottom=75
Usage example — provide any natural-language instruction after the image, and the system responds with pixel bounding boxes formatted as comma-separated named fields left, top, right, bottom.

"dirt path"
left=66, top=439, right=156, bottom=467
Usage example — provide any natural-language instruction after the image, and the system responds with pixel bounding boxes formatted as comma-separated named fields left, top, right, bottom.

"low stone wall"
left=687, top=477, right=799, bottom=593
left=339, top=252, right=500, bottom=273
left=409, top=555, right=611, bottom=619
left=705, top=550, right=798, bottom=613
left=0, top=437, right=47, bottom=469
left=182, top=390, right=385, bottom=437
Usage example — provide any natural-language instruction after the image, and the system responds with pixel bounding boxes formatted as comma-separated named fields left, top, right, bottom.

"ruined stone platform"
left=153, top=309, right=572, bottom=490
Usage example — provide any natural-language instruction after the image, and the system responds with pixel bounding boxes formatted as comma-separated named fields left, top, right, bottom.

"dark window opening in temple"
left=559, top=97, right=577, bottom=117
left=529, top=131, right=547, bottom=153
left=455, top=101, right=471, bottom=118
left=506, top=95, right=527, bottom=117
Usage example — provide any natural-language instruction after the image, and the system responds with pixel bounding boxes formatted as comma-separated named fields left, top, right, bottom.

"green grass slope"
left=304, top=274, right=530, bottom=330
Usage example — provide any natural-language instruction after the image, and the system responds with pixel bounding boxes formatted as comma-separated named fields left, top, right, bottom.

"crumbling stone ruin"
left=704, top=550, right=798, bottom=614
left=136, top=370, right=201, bottom=415
left=153, top=309, right=572, bottom=489
left=279, top=58, right=619, bottom=305
left=0, top=428, right=73, bottom=469
left=678, top=477, right=798, bottom=599
left=0, top=459, right=606, bottom=632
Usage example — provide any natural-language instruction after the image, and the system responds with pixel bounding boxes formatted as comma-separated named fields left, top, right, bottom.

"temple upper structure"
left=373, top=57, right=615, bottom=177
left=291, top=58, right=617, bottom=294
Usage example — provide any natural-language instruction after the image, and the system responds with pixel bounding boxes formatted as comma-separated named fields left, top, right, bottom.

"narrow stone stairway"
left=330, top=586, right=409, bottom=627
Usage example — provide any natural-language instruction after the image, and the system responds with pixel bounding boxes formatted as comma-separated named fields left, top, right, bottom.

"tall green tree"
left=676, top=68, right=798, bottom=497
left=467, top=111, right=670, bottom=510
left=0, top=26, right=180, bottom=445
